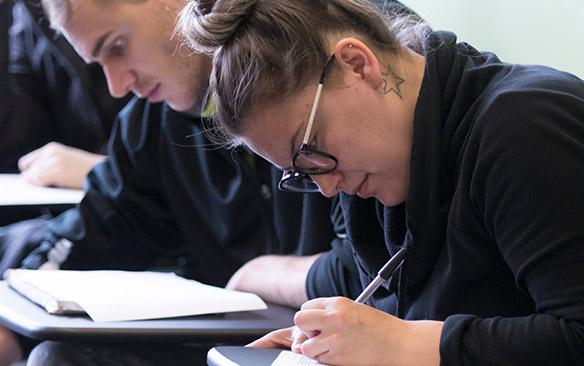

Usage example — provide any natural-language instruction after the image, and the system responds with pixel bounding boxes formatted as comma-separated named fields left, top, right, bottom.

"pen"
left=355, top=245, right=409, bottom=304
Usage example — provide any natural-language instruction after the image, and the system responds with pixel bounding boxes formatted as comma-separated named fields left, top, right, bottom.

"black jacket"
left=0, top=0, right=13, bottom=133
left=0, top=0, right=127, bottom=172
left=342, top=31, right=584, bottom=365
left=19, top=98, right=359, bottom=294
left=1, top=0, right=360, bottom=297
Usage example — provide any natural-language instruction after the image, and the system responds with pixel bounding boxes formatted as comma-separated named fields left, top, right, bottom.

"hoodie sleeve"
left=440, top=73, right=584, bottom=365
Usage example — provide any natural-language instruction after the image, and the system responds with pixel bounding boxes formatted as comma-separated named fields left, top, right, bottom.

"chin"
left=166, top=100, right=189, bottom=112
left=377, top=192, right=406, bottom=207
left=168, top=95, right=200, bottom=113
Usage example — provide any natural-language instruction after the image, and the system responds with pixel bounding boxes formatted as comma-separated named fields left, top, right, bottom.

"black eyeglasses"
left=278, top=54, right=338, bottom=193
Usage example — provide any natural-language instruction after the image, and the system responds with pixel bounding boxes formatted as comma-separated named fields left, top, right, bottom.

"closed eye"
left=107, top=37, right=127, bottom=58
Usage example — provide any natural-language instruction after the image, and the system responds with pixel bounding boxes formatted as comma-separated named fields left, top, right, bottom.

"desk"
left=0, top=283, right=295, bottom=344
left=0, top=174, right=83, bottom=226
left=208, top=346, right=283, bottom=366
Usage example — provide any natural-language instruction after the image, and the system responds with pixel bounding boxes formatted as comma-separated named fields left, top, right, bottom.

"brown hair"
left=179, top=0, right=430, bottom=146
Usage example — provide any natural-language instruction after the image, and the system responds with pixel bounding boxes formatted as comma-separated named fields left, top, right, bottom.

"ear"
left=333, top=38, right=383, bottom=88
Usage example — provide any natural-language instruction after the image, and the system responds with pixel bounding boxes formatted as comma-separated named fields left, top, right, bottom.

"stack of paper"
left=4, top=269, right=267, bottom=322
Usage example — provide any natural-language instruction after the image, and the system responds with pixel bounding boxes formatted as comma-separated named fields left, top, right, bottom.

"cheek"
left=324, top=128, right=362, bottom=168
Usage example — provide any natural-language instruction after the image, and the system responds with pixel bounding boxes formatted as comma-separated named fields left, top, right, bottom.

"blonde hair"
left=41, top=0, right=71, bottom=30
left=41, top=0, right=145, bottom=31
left=179, top=0, right=430, bottom=146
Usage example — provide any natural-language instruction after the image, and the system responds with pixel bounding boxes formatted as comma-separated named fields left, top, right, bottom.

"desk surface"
left=0, top=174, right=84, bottom=206
left=0, top=283, right=295, bottom=344
left=0, top=174, right=82, bottom=225
left=208, top=346, right=283, bottom=366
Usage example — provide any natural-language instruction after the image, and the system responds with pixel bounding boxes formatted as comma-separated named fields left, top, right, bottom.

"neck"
left=388, top=48, right=425, bottom=131
left=398, top=48, right=425, bottom=107
left=183, top=86, right=210, bottom=117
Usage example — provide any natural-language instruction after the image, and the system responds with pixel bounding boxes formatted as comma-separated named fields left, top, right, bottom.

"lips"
left=146, top=83, right=161, bottom=102
left=137, top=83, right=161, bottom=102
left=354, top=175, right=368, bottom=197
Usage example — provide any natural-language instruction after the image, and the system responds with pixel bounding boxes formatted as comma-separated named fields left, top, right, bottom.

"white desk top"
left=0, top=282, right=295, bottom=344
left=0, top=174, right=84, bottom=206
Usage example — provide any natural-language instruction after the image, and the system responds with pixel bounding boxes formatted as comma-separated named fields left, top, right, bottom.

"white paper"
left=0, top=174, right=84, bottom=205
left=8, top=270, right=267, bottom=322
left=271, top=351, right=330, bottom=366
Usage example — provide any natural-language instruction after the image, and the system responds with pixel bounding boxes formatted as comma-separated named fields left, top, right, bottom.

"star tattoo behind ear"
left=380, top=62, right=405, bottom=99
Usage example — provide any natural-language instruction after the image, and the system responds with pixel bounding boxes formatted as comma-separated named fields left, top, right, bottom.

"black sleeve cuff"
left=306, top=238, right=362, bottom=299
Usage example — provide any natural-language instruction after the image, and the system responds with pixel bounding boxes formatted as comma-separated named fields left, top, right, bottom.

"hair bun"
left=178, top=0, right=258, bottom=54
left=192, top=0, right=215, bottom=16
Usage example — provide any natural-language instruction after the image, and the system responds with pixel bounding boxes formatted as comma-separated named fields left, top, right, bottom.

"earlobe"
left=333, top=38, right=383, bottom=87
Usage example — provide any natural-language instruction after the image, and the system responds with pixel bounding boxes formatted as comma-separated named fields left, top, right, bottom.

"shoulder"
left=461, top=67, right=584, bottom=203
left=472, top=65, right=584, bottom=144
left=459, top=65, right=584, bottom=202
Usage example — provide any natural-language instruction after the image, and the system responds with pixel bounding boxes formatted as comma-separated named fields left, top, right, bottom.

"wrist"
left=398, top=319, right=443, bottom=366
left=273, top=254, right=321, bottom=307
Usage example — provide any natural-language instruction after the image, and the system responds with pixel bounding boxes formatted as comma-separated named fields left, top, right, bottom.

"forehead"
left=62, top=0, right=122, bottom=58
left=66, top=0, right=119, bottom=24
left=242, top=89, right=315, bottom=170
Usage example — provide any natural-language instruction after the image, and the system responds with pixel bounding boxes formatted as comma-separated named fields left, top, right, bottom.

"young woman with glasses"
left=180, top=0, right=584, bottom=365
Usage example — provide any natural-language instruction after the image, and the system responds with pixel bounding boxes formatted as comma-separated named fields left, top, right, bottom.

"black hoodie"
left=342, top=31, right=584, bottom=365
left=0, top=0, right=128, bottom=172
left=41, top=98, right=354, bottom=289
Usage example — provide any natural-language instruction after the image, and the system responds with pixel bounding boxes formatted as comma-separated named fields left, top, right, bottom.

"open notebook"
left=4, top=269, right=267, bottom=322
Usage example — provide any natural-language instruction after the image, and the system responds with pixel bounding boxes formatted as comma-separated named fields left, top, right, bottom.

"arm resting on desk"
left=226, top=254, right=321, bottom=309
left=18, top=142, right=106, bottom=189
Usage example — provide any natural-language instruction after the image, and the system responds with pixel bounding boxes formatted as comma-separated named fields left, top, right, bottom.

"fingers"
left=292, top=297, right=359, bottom=361
left=294, top=309, right=325, bottom=332
left=18, top=142, right=67, bottom=171
left=20, top=159, right=60, bottom=187
left=16, top=142, right=102, bottom=189
left=291, top=326, right=311, bottom=354
left=298, top=335, right=331, bottom=361
left=296, top=297, right=354, bottom=334
left=18, top=142, right=62, bottom=179
left=17, top=148, right=42, bottom=171
left=300, top=297, right=330, bottom=310
left=246, top=327, right=295, bottom=349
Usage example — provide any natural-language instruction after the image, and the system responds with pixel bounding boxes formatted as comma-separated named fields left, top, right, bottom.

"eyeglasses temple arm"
left=302, top=83, right=324, bottom=144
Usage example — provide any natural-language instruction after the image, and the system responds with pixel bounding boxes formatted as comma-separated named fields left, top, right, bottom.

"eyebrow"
left=91, top=31, right=113, bottom=60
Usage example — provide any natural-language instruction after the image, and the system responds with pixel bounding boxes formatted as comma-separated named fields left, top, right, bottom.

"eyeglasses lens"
left=294, top=151, right=337, bottom=174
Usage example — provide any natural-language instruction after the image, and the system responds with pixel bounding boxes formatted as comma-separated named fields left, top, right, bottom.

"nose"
left=310, top=173, right=341, bottom=198
left=102, top=63, right=136, bottom=98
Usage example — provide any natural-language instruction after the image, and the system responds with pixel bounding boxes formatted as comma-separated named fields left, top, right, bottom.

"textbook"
left=4, top=269, right=267, bottom=322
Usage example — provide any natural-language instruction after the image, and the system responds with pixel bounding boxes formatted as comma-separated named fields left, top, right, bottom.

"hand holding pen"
left=249, top=246, right=410, bottom=364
